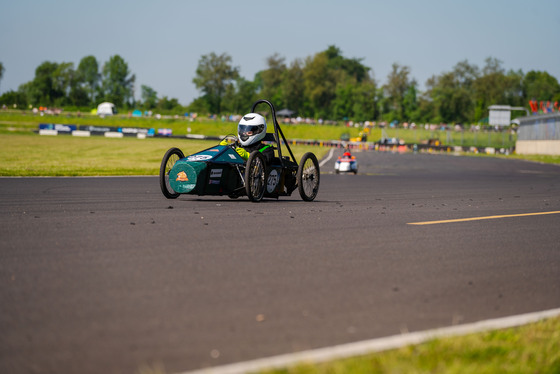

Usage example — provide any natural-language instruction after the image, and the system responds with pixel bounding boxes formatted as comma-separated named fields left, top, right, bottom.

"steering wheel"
left=221, top=134, right=239, bottom=148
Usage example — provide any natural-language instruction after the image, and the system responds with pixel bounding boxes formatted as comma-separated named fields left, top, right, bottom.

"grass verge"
left=494, top=153, right=560, bottom=165
left=261, top=316, right=560, bottom=374
left=134, top=317, right=560, bottom=374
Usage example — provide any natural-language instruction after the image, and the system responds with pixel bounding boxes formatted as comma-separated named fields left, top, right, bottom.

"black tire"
left=245, top=152, right=266, bottom=202
left=297, top=152, right=320, bottom=201
left=159, top=147, right=184, bottom=199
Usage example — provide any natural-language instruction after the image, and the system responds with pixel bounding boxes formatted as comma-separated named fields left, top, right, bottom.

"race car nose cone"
left=170, top=161, right=205, bottom=193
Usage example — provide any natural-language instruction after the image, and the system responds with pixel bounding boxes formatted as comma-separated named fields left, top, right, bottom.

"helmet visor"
left=238, top=124, right=264, bottom=141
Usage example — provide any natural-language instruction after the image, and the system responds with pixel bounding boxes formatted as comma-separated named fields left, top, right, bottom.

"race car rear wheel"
left=297, top=152, right=320, bottom=201
left=160, top=147, right=184, bottom=199
left=245, top=151, right=266, bottom=202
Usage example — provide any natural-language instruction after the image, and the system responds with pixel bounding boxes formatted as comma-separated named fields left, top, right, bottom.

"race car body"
left=168, top=145, right=246, bottom=196
left=334, top=152, right=358, bottom=174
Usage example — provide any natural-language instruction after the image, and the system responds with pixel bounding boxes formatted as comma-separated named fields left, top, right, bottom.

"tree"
left=281, top=59, right=305, bottom=116
left=53, top=62, right=77, bottom=106
left=76, top=56, right=99, bottom=105
left=332, top=82, right=355, bottom=120
left=157, top=96, right=180, bottom=111
left=21, top=60, right=85, bottom=107
left=384, top=63, right=413, bottom=122
left=303, top=52, right=339, bottom=118
left=101, top=55, right=135, bottom=108
left=469, top=58, right=526, bottom=121
left=504, top=69, right=524, bottom=107
left=402, top=83, right=418, bottom=121
left=222, top=77, right=257, bottom=114
left=321, top=45, right=374, bottom=120
left=415, top=86, right=437, bottom=123
left=141, top=85, right=158, bottom=109
left=22, top=61, right=66, bottom=106
left=0, top=90, right=28, bottom=107
left=352, top=80, right=377, bottom=121
left=523, top=70, right=560, bottom=102
left=324, top=45, right=370, bottom=83
left=0, top=62, right=4, bottom=90
left=192, top=52, right=239, bottom=114
left=427, top=71, right=472, bottom=123
left=259, top=53, right=287, bottom=108
left=473, top=57, right=507, bottom=117
left=453, top=60, right=480, bottom=87
left=423, top=60, right=479, bottom=123
left=187, top=96, right=210, bottom=114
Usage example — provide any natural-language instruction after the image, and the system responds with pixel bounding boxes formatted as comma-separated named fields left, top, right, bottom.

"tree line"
left=1, top=46, right=559, bottom=123
left=0, top=55, right=178, bottom=112
left=191, top=46, right=560, bottom=123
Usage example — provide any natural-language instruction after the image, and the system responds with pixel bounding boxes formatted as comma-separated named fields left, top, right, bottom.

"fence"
left=518, top=113, right=560, bottom=141
left=516, top=113, right=560, bottom=155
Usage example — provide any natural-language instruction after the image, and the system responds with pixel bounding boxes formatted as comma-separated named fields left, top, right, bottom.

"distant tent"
left=277, top=108, right=295, bottom=117
left=97, top=102, right=116, bottom=116
left=132, top=110, right=142, bottom=117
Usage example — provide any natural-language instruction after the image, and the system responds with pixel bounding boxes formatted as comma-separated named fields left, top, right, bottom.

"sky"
left=1, top=0, right=559, bottom=106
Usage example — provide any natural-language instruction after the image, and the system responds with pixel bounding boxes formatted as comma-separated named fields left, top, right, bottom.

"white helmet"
left=238, top=113, right=267, bottom=146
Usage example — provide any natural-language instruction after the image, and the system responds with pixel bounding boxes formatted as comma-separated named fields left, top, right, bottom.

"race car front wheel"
left=245, top=151, right=266, bottom=202
left=297, top=152, right=320, bottom=201
left=160, top=147, right=184, bottom=199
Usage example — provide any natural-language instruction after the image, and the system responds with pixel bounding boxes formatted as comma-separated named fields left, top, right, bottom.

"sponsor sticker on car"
left=210, top=169, right=223, bottom=178
left=187, top=155, right=213, bottom=161
left=176, top=171, right=189, bottom=182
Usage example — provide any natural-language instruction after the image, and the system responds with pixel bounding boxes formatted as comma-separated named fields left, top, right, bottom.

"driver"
left=221, top=113, right=274, bottom=162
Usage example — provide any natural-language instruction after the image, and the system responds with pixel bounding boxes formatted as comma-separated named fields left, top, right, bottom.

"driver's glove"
left=235, top=147, right=250, bottom=160
left=219, top=139, right=228, bottom=146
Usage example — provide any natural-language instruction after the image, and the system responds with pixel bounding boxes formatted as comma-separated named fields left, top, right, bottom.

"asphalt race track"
left=1, top=151, right=560, bottom=374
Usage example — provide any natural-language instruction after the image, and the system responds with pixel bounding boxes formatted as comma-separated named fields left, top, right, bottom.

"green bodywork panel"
left=169, top=145, right=244, bottom=195
left=169, top=161, right=206, bottom=194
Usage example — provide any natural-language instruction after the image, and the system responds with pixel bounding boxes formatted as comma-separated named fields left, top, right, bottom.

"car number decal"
left=267, top=169, right=279, bottom=193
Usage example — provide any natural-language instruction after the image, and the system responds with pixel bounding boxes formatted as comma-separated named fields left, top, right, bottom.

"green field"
left=0, top=111, right=363, bottom=140
left=1, top=110, right=558, bottom=176
left=0, top=110, right=516, bottom=148
left=0, top=133, right=330, bottom=176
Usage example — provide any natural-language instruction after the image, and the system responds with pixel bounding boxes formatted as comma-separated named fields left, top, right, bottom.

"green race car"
left=159, top=100, right=320, bottom=202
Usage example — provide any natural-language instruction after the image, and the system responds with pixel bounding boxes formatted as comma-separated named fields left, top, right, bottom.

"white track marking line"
left=319, top=148, right=335, bottom=168
left=179, top=308, right=560, bottom=374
